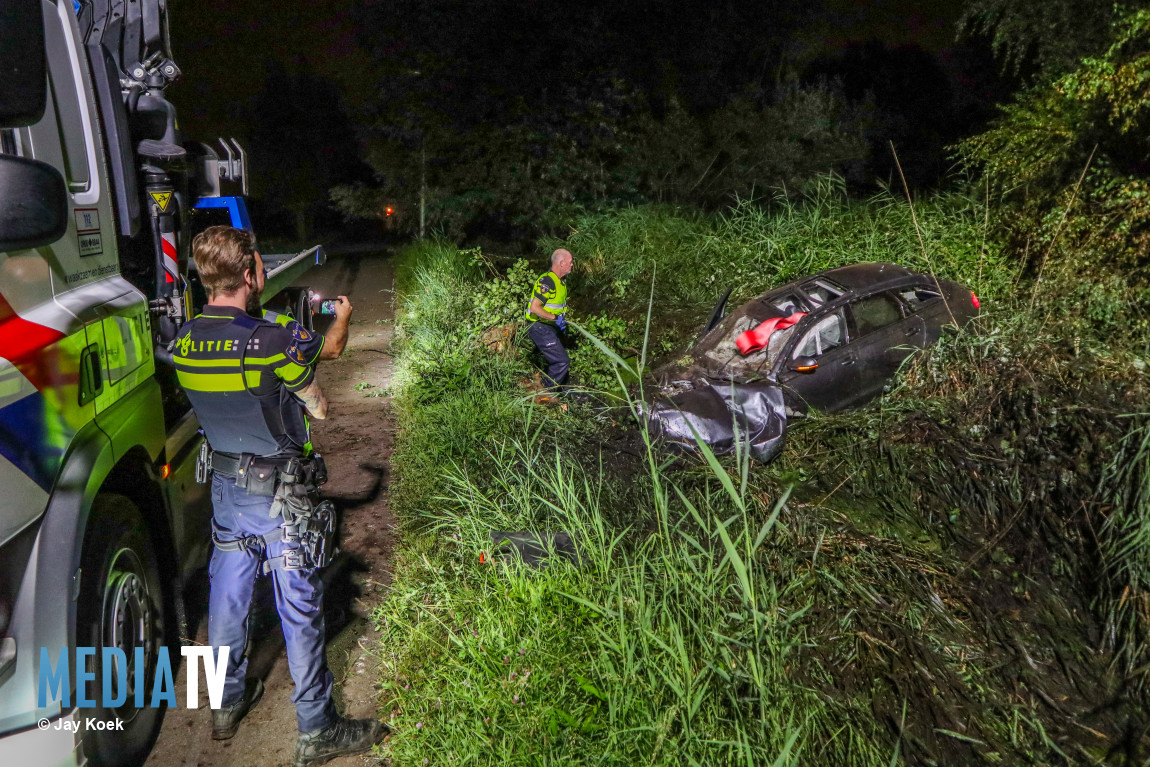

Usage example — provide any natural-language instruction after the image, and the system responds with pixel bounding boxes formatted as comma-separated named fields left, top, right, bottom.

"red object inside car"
left=735, top=311, right=807, bottom=355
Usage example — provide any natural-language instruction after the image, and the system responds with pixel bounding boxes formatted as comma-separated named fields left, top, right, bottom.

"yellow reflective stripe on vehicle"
left=175, top=370, right=261, bottom=392
left=172, top=355, right=241, bottom=368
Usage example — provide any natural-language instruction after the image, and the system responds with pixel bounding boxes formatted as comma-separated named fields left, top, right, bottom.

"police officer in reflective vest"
left=173, top=226, right=384, bottom=766
left=525, top=248, right=573, bottom=389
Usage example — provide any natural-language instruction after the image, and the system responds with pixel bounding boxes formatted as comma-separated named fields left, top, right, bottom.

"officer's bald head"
left=551, top=248, right=573, bottom=278
left=193, top=226, right=258, bottom=298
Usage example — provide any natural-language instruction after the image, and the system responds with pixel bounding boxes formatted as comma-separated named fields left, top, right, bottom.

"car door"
left=847, top=291, right=925, bottom=404
left=776, top=307, right=857, bottom=413
left=895, top=283, right=946, bottom=344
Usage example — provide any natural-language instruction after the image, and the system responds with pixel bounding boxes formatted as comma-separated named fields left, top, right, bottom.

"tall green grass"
left=376, top=180, right=1150, bottom=765
left=552, top=176, right=1014, bottom=324
left=376, top=434, right=832, bottom=766
left=1099, top=416, right=1150, bottom=675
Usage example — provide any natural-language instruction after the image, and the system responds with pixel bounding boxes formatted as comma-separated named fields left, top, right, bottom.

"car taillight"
left=970, top=291, right=980, bottom=309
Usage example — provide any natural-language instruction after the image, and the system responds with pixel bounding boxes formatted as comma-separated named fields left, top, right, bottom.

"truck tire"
left=76, top=494, right=167, bottom=767
left=287, top=287, right=315, bottom=333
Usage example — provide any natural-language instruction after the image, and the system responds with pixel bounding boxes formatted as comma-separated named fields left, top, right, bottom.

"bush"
left=958, top=7, right=1150, bottom=275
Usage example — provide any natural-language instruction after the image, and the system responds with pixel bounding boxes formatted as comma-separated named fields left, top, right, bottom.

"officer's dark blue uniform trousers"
left=208, top=473, right=335, bottom=733
left=526, top=321, right=569, bottom=389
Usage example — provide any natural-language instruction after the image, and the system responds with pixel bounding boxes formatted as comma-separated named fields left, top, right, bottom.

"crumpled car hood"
left=645, top=378, right=787, bottom=463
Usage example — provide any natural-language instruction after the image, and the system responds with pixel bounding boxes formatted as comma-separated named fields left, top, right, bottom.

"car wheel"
left=76, top=494, right=166, bottom=767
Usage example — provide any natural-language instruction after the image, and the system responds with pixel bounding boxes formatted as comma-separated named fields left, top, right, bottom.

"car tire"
left=76, top=494, right=167, bottom=767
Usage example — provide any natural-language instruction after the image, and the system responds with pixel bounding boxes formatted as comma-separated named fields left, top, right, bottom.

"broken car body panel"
left=645, top=379, right=787, bottom=463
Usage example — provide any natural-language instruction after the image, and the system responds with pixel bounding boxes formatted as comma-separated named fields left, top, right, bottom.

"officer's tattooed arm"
left=319, top=295, right=353, bottom=360
left=297, top=380, right=329, bottom=419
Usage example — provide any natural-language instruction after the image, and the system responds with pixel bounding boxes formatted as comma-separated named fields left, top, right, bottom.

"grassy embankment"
left=368, top=180, right=1149, bottom=765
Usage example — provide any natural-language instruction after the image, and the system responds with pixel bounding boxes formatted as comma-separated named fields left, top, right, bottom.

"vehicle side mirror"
left=0, top=155, right=68, bottom=251
left=0, top=0, right=48, bottom=127
left=790, top=355, right=819, bottom=373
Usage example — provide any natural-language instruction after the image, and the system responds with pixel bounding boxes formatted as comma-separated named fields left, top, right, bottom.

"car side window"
left=792, top=311, right=846, bottom=358
left=898, top=286, right=941, bottom=312
left=850, top=293, right=902, bottom=337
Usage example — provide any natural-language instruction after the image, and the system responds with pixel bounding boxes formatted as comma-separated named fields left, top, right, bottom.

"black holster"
left=206, top=447, right=336, bottom=572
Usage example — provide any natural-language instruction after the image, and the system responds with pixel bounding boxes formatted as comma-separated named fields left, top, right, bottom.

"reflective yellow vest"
left=525, top=270, right=567, bottom=322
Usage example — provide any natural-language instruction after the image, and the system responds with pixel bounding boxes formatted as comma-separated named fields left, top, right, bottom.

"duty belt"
left=199, top=443, right=335, bottom=572
left=197, top=445, right=328, bottom=493
left=207, top=451, right=292, bottom=480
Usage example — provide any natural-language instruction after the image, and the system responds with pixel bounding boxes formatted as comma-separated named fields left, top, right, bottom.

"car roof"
left=805, top=262, right=919, bottom=294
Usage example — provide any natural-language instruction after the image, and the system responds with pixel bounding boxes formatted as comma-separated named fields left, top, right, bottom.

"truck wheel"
left=77, top=494, right=167, bottom=767
left=287, top=287, right=315, bottom=333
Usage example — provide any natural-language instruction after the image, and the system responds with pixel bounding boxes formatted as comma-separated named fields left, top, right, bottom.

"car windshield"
left=700, top=314, right=797, bottom=376
left=676, top=284, right=847, bottom=382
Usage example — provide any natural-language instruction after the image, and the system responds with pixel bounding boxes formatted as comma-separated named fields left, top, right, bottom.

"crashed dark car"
left=646, top=262, right=980, bottom=462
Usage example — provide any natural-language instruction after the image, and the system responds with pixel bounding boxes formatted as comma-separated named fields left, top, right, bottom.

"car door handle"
left=905, top=326, right=921, bottom=336
left=839, top=357, right=856, bottom=366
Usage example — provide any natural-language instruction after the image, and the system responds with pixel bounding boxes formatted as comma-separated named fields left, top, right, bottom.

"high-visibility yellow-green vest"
left=172, top=306, right=316, bottom=456
left=525, top=270, right=567, bottom=322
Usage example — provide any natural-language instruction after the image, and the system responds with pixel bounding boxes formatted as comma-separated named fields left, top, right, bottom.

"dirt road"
left=146, top=250, right=397, bottom=767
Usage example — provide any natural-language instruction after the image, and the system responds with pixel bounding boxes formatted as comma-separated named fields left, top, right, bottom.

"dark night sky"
left=818, top=0, right=960, bottom=52
left=170, top=0, right=369, bottom=141
left=171, top=0, right=964, bottom=143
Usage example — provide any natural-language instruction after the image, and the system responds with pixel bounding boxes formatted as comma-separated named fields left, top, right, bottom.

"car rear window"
left=851, top=293, right=902, bottom=337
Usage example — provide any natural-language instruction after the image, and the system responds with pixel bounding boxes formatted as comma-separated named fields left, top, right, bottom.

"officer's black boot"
left=292, top=715, right=388, bottom=767
left=211, top=678, right=264, bottom=740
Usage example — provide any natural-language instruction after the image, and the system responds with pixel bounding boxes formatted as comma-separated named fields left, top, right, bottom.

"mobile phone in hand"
left=318, top=299, right=342, bottom=314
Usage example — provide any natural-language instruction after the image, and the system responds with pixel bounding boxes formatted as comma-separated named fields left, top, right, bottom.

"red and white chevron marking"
left=161, top=231, right=179, bottom=284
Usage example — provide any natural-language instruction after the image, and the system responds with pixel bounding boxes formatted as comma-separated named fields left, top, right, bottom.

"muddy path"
left=146, top=250, right=397, bottom=767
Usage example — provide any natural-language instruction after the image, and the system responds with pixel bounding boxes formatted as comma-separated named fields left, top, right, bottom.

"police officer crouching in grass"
left=173, top=226, right=385, bottom=766
left=525, top=248, right=574, bottom=390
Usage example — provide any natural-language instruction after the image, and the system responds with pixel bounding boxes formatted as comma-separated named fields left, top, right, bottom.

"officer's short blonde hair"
left=193, top=226, right=257, bottom=297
